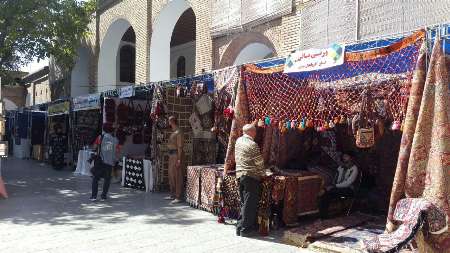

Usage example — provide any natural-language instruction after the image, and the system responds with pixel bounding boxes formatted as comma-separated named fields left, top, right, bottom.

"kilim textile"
left=221, top=175, right=241, bottom=219
left=387, top=39, right=450, bottom=251
left=283, top=176, right=299, bottom=226
left=199, top=165, right=223, bottom=212
left=224, top=74, right=251, bottom=172
left=243, top=31, right=424, bottom=128
left=186, top=166, right=201, bottom=207
left=213, top=67, right=238, bottom=164
left=364, top=198, right=447, bottom=253
left=213, top=66, right=239, bottom=98
left=123, top=158, right=146, bottom=191
left=296, top=174, right=324, bottom=215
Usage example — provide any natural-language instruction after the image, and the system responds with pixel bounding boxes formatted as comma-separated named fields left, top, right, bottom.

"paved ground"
left=0, top=158, right=306, bottom=253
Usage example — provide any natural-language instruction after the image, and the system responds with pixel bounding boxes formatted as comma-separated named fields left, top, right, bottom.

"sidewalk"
left=0, top=158, right=307, bottom=253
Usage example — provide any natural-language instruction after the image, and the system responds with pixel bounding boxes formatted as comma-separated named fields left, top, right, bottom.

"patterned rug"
left=283, top=214, right=373, bottom=248
left=309, top=223, right=384, bottom=253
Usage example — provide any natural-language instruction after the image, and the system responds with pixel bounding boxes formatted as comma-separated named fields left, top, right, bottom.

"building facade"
left=21, top=67, right=52, bottom=107
left=65, top=0, right=450, bottom=97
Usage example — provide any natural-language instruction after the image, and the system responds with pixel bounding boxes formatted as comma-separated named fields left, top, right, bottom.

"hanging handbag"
left=134, top=104, right=144, bottom=126
left=355, top=91, right=375, bottom=149
left=143, top=99, right=153, bottom=143
left=133, top=130, right=143, bottom=144
left=127, top=99, right=135, bottom=125
left=104, top=98, right=116, bottom=123
left=104, top=98, right=116, bottom=113
left=116, top=127, right=127, bottom=145
left=117, top=101, right=129, bottom=125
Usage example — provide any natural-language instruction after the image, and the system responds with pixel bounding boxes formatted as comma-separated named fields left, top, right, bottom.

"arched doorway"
left=150, top=0, right=196, bottom=81
left=170, top=8, right=196, bottom=79
left=233, top=43, right=274, bottom=65
left=218, top=32, right=277, bottom=68
left=98, top=19, right=135, bottom=92
left=71, top=46, right=90, bottom=97
left=118, top=28, right=136, bottom=85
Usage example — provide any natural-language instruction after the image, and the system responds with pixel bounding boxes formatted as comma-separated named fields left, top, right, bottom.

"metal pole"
left=355, top=0, right=360, bottom=41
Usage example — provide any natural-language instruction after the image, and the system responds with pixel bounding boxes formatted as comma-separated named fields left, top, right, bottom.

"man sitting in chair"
left=319, top=152, right=359, bottom=219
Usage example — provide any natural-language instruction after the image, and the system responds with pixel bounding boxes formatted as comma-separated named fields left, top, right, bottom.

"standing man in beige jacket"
left=235, top=124, right=266, bottom=237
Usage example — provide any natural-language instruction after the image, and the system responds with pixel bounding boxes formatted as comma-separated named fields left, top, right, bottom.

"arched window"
left=119, top=45, right=136, bottom=83
left=177, top=56, right=186, bottom=78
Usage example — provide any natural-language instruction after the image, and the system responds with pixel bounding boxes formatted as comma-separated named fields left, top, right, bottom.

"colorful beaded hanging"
left=243, top=33, right=423, bottom=131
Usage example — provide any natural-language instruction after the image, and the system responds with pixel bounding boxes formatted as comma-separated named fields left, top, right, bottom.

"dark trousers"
left=237, top=176, right=261, bottom=233
left=91, top=165, right=112, bottom=199
left=319, top=187, right=354, bottom=218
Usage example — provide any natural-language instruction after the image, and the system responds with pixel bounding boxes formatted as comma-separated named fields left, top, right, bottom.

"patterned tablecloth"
left=186, top=166, right=323, bottom=227
left=221, top=170, right=323, bottom=226
left=186, top=166, right=201, bottom=207
left=186, top=164, right=224, bottom=210
left=199, top=165, right=223, bottom=212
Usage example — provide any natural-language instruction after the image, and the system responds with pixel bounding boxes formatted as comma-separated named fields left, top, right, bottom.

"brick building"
left=64, top=0, right=450, bottom=97
left=0, top=71, right=28, bottom=110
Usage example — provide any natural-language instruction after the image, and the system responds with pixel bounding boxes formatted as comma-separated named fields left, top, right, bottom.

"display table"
left=220, top=170, right=323, bottom=226
left=74, top=150, right=95, bottom=176
left=122, top=157, right=155, bottom=192
left=186, top=165, right=323, bottom=226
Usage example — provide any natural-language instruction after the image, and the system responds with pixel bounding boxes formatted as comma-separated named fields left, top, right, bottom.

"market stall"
left=47, top=100, right=71, bottom=169
left=30, top=111, right=46, bottom=161
left=12, top=110, right=31, bottom=159
left=180, top=31, right=432, bottom=239
left=72, top=94, right=101, bottom=176
left=101, top=85, right=156, bottom=190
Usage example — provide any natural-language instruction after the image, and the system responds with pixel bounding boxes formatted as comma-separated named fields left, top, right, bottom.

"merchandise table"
left=221, top=170, right=323, bottom=226
left=74, top=149, right=95, bottom=176
left=186, top=165, right=324, bottom=226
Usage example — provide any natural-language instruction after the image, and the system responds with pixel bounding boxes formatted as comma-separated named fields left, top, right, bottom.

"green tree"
left=0, top=0, right=96, bottom=77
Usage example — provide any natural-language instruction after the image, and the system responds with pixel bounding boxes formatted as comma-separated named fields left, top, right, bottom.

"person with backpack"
left=90, top=123, right=120, bottom=201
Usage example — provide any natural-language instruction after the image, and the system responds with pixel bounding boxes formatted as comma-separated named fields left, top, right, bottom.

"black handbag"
left=90, top=135, right=108, bottom=178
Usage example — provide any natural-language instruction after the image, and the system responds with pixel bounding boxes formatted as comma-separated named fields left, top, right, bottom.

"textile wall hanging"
left=387, top=38, right=450, bottom=251
left=223, top=31, right=425, bottom=172
left=123, top=158, right=146, bottom=191
left=213, top=66, right=239, bottom=164
left=243, top=31, right=424, bottom=130
left=192, top=139, right=217, bottom=165
left=224, top=75, right=251, bottom=172
left=73, top=110, right=101, bottom=154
